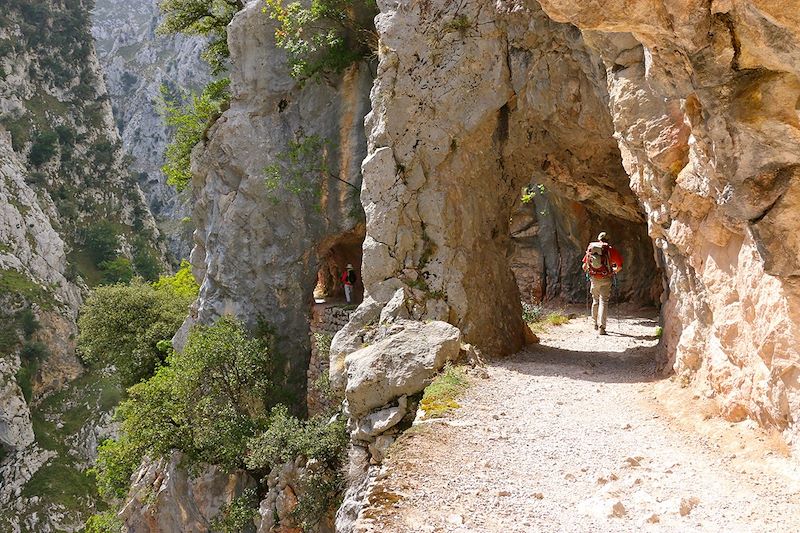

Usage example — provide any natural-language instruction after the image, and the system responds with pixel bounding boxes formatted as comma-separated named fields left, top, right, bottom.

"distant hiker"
left=341, top=263, right=357, bottom=304
left=582, top=232, right=623, bottom=335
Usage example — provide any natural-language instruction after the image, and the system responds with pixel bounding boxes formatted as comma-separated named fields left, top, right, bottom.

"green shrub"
left=92, top=437, right=147, bottom=500
left=246, top=407, right=348, bottom=531
left=54, top=124, right=75, bottom=146
left=263, top=0, right=377, bottom=81
left=83, top=222, right=120, bottom=266
left=77, top=280, right=193, bottom=386
left=152, top=259, right=199, bottom=299
left=245, top=405, right=347, bottom=470
left=211, top=488, right=259, bottom=533
left=18, top=307, right=40, bottom=338
left=0, top=317, right=19, bottom=354
left=99, top=257, right=134, bottom=284
left=28, top=130, right=59, bottom=166
left=20, top=341, right=48, bottom=363
left=15, top=363, right=35, bottom=403
left=84, top=510, right=123, bottom=533
left=157, top=0, right=242, bottom=75
left=2, top=117, right=31, bottom=152
left=93, top=317, right=275, bottom=498
left=160, top=78, right=230, bottom=192
left=132, top=246, right=162, bottom=282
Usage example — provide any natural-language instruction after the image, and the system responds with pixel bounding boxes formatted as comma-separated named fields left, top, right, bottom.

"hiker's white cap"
left=598, top=232, right=608, bottom=241
left=346, top=264, right=354, bottom=269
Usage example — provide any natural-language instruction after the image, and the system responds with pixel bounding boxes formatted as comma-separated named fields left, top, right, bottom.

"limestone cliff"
left=330, top=0, right=661, bottom=383
left=185, top=1, right=372, bottom=406
left=92, top=0, right=211, bottom=261
left=0, top=0, right=158, bottom=529
left=534, top=0, right=800, bottom=442
left=333, top=0, right=800, bottom=455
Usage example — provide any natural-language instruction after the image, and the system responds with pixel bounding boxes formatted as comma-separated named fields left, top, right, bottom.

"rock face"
left=0, top=0, right=159, bottom=529
left=187, top=0, right=372, bottom=406
left=532, top=0, right=800, bottom=441
left=92, top=0, right=210, bottom=261
left=120, top=452, right=257, bottom=533
left=332, top=0, right=662, bottom=379
left=344, top=320, right=461, bottom=417
left=257, top=457, right=336, bottom=533
left=334, top=0, right=800, bottom=448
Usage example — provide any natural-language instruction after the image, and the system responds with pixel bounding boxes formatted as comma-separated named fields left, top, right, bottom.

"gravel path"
left=354, top=312, right=800, bottom=532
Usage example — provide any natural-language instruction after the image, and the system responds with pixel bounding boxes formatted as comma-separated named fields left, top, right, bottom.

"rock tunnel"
left=192, top=0, right=800, bottom=439
left=334, top=0, right=661, bottom=368
left=331, top=0, right=800, bottom=439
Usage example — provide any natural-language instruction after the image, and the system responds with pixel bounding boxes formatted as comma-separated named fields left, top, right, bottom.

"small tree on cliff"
left=158, top=0, right=244, bottom=75
left=263, top=0, right=378, bottom=81
left=160, top=78, right=231, bottom=192
left=77, top=262, right=199, bottom=386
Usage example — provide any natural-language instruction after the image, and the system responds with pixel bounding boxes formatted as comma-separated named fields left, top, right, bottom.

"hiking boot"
left=599, top=326, right=607, bottom=335
left=593, top=323, right=599, bottom=331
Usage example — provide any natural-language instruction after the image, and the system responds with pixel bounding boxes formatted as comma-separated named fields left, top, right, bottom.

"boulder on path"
left=344, top=320, right=461, bottom=418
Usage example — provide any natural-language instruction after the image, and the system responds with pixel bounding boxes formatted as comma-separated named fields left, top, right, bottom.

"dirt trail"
left=354, top=312, right=800, bottom=532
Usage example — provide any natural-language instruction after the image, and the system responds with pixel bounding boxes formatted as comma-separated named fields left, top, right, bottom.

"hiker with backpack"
left=341, top=263, right=357, bottom=304
left=582, top=232, right=623, bottom=335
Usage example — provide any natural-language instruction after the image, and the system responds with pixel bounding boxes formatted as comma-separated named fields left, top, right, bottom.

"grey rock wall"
left=186, top=1, right=372, bottom=407
left=92, top=0, right=210, bottom=261
left=0, top=0, right=160, bottom=528
left=536, top=0, right=800, bottom=447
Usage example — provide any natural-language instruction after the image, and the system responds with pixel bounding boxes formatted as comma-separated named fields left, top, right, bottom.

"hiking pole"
left=612, top=273, right=619, bottom=329
left=585, top=273, right=590, bottom=319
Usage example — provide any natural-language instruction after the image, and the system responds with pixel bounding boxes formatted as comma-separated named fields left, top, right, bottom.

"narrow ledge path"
left=354, top=312, right=800, bottom=533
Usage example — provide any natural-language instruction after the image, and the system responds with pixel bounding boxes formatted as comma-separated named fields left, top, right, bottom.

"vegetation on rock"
left=90, top=313, right=346, bottom=530
left=158, top=0, right=244, bottom=75
left=263, top=0, right=377, bottom=81
left=420, top=364, right=470, bottom=418
left=160, top=78, right=231, bottom=192
left=77, top=263, right=198, bottom=387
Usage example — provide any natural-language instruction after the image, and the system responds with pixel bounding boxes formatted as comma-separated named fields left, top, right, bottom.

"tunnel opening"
left=307, top=225, right=365, bottom=415
left=496, top=16, right=663, bottom=321
left=313, top=225, right=365, bottom=305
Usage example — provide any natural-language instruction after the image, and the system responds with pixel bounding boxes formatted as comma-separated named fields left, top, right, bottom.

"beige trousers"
left=590, top=276, right=613, bottom=328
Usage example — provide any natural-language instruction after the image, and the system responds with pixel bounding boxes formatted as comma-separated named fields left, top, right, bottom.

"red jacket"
left=341, top=270, right=355, bottom=285
left=582, top=242, right=623, bottom=277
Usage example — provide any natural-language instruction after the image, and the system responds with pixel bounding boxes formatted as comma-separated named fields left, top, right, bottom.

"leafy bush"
left=93, top=317, right=274, bottom=498
left=158, top=0, right=243, bottom=75
left=211, top=488, right=259, bottom=533
left=132, top=245, right=162, bottom=282
left=28, top=130, right=59, bottom=166
left=160, top=78, right=231, bottom=192
left=20, top=341, right=48, bottom=363
left=99, top=257, right=134, bottom=284
left=18, top=307, right=40, bottom=338
left=77, top=280, right=193, bottom=387
left=83, top=222, right=120, bottom=266
left=152, top=259, right=199, bottom=299
left=83, top=510, right=123, bottom=533
left=263, top=0, right=377, bottom=81
left=245, top=405, right=347, bottom=470
left=246, top=407, right=348, bottom=531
